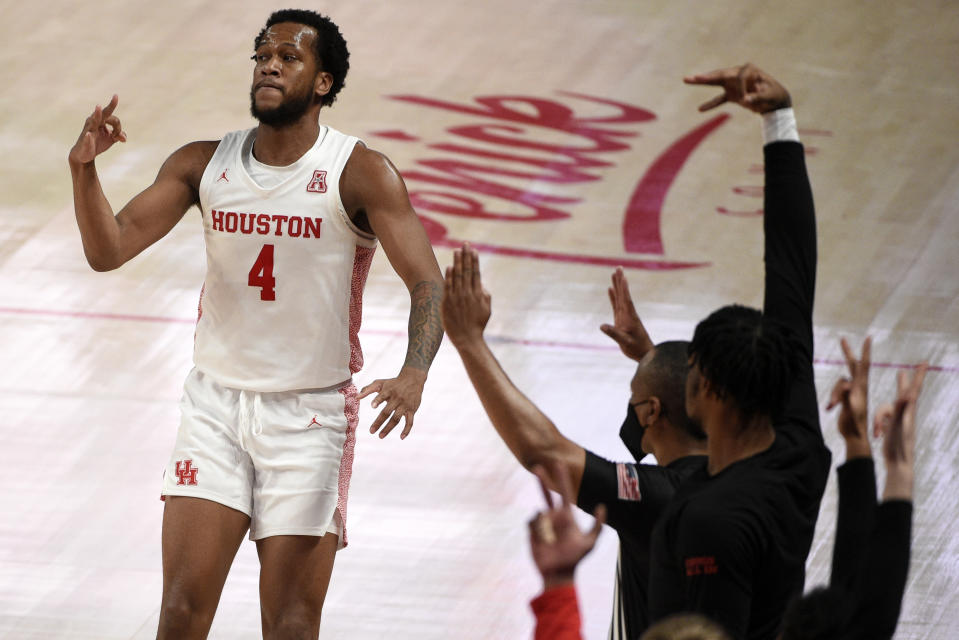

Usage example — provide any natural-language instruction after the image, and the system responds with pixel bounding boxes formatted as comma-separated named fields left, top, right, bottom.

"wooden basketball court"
left=1, top=1, right=956, bottom=638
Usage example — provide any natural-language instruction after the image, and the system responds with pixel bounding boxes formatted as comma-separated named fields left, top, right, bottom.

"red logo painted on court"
left=174, top=460, right=198, bottom=485
left=307, top=170, right=328, bottom=193
left=374, top=92, right=830, bottom=271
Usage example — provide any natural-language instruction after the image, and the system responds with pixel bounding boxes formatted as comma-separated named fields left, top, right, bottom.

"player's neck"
left=705, top=408, right=774, bottom=475
left=253, top=115, right=322, bottom=167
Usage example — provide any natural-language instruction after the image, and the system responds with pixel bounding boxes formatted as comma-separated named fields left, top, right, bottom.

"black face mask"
left=619, top=401, right=647, bottom=462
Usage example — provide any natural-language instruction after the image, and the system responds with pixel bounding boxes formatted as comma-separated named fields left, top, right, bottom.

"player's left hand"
left=359, top=366, right=427, bottom=440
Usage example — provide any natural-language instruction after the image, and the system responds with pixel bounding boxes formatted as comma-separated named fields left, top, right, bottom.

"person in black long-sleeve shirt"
left=781, top=338, right=927, bottom=640
left=441, top=252, right=708, bottom=639
left=648, top=64, right=832, bottom=640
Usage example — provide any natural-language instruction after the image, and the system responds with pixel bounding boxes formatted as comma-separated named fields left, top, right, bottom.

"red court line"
left=1, top=306, right=954, bottom=373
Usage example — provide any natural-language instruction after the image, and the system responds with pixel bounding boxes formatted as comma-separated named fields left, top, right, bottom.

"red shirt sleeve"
left=531, top=584, right=583, bottom=640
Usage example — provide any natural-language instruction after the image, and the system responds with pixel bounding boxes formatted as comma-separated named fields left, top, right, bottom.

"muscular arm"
left=342, top=143, right=444, bottom=374
left=342, top=143, right=444, bottom=438
left=70, top=141, right=214, bottom=271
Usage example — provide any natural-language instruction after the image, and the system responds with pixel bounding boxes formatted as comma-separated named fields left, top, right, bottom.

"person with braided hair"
left=647, top=63, right=831, bottom=640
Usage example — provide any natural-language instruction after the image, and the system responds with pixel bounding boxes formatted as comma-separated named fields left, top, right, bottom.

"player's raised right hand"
left=69, top=94, right=127, bottom=166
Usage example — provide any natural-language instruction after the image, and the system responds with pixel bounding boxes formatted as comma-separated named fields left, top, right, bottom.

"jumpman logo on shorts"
left=308, top=415, right=322, bottom=428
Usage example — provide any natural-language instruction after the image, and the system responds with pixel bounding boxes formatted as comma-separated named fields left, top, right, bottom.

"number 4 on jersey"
left=248, top=244, right=276, bottom=301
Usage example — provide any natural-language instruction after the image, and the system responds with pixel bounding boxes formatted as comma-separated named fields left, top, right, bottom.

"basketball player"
left=68, top=9, right=443, bottom=639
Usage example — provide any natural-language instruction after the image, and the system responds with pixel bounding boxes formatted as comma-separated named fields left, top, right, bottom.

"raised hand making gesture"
left=441, top=243, right=492, bottom=349
left=68, top=94, right=127, bottom=166
left=875, top=362, right=928, bottom=500
left=827, top=337, right=873, bottom=460
left=683, top=63, right=791, bottom=114
left=599, top=267, right=654, bottom=362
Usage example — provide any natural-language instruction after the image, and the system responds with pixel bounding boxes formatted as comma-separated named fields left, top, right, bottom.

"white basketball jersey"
left=194, top=126, right=377, bottom=392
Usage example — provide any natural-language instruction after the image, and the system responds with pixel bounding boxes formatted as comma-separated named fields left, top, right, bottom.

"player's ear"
left=314, top=71, right=333, bottom=100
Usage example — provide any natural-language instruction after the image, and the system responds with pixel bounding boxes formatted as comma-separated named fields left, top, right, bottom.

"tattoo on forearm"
left=404, top=280, right=444, bottom=371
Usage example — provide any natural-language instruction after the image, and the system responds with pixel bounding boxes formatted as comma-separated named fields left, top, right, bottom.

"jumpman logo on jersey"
left=307, top=415, right=322, bottom=428
left=216, top=169, right=229, bottom=183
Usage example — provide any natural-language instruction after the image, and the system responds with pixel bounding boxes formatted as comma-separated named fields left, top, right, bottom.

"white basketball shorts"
left=161, top=367, right=358, bottom=547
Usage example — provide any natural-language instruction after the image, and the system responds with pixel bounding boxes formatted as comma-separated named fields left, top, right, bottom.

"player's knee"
left=158, top=593, right=215, bottom=637
left=262, top=604, right=321, bottom=640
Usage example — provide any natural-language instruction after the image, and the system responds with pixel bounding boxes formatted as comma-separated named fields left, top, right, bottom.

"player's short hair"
left=780, top=587, right=852, bottom=640
left=255, top=9, right=350, bottom=107
left=639, top=613, right=731, bottom=640
left=688, top=304, right=799, bottom=424
left=645, top=341, right=705, bottom=441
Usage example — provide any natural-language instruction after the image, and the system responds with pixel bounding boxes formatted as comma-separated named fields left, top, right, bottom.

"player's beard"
left=250, top=84, right=316, bottom=128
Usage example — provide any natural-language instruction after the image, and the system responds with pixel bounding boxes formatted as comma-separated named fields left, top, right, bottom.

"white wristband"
left=762, top=108, right=800, bottom=145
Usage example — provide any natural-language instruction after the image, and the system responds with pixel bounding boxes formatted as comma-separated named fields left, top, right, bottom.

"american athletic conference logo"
left=174, top=459, right=198, bottom=486
left=306, top=170, right=327, bottom=193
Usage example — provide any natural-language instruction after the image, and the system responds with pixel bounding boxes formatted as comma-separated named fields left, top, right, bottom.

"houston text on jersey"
left=210, top=210, right=323, bottom=238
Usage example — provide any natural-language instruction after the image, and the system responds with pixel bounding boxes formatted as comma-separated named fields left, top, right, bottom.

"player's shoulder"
left=344, top=141, right=399, bottom=177
left=341, top=140, right=407, bottom=210
left=158, top=141, right=220, bottom=188
left=165, top=140, right=220, bottom=169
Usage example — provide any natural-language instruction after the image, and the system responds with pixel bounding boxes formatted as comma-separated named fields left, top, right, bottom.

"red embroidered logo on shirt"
left=174, top=460, right=198, bottom=486
left=216, top=169, right=229, bottom=183
left=685, top=556, right=718, bottom=577
left=306, top=170, right=328, bottom=193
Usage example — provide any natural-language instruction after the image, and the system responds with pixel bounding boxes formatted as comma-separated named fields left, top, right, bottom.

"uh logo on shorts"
left=174, top=459, right=199, bottom=486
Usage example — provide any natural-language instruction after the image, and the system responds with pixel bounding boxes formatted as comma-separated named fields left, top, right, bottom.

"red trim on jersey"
left=193, top=283, right=206, bottom=344
left=348, top=246, right=375, bottom=374
left=336, top=383, right=360, bottom=547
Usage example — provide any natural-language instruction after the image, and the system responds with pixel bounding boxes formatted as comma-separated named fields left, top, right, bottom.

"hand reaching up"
left=600, top=267, right=654, bottom=362
left=827, top=337, right=872, bottom=459
left=441, top=243, right=492, bottom=349
left=875, top=363, right=928, bottom=500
